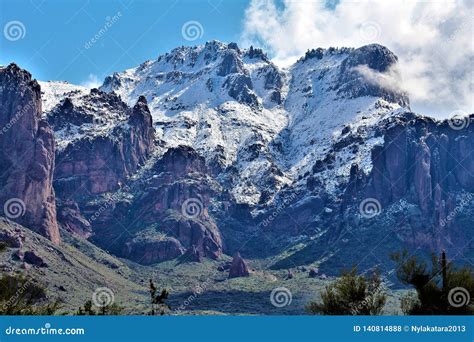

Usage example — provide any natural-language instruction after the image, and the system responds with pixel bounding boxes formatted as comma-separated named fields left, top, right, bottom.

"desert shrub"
left=392, top=251, right=474, bottom=315
left=306, top=268, right=386, bottom=315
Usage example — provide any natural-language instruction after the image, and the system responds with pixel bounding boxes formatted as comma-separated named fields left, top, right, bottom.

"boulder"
left=24, top=251, right=47, bottom=267
left=228, top=252, right=249, bottom=278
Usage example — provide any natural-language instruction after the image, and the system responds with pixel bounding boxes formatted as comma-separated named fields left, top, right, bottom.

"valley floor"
left=0, top=219, right=407, bottom=315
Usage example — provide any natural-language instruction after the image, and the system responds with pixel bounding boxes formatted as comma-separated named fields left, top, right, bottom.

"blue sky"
left=0, top=0, right=471, bottom=117
left=0, top=0, right=250, bottom=85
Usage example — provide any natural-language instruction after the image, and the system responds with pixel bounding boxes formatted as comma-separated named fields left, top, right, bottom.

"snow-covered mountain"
left=29, top=41, right=473, bottom=272
left=41, top=41, right=410, bottom=206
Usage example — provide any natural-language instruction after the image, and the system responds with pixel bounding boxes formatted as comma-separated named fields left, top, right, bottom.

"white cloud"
left=240, top=0, right=473, bottom=118
left=80, top=74, right=102, bottom=89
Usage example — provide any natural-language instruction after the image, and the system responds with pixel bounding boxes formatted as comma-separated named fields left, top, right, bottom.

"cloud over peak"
left=241, top=0, right=473, bottom=118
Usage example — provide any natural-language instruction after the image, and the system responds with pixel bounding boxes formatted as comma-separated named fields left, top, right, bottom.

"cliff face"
left=0, top=64, right=60, bottom=244
left=89, top=146, right=223, bottom=265
left=344, top=113, right=474, bottom=251
left=49, top=91, right=155, bottom=199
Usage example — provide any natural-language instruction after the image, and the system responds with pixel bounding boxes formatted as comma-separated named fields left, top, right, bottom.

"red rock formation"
left=123, top=236, right=184, bottom=265
left=345, top=113, right=474, bottom=250
left=228, top=252, right=249, bottom=278
left=116, top=146, right=223, bottom=262
left=52, top=93, right=155, bottom=198
left=56, top=199, right=92, bottom=238
left=0, top=64, right=60, bottom=244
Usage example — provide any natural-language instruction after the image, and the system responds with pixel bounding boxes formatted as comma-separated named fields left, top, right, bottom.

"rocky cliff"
left=0, top=64, right=60, bottom=244
left=88, top=145, right=223, bottom=264
left=48, top=90, right=155, bottom=199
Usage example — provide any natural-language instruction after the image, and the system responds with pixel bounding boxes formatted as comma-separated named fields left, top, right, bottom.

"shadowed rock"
left=228, top=252, right=249, bottom=278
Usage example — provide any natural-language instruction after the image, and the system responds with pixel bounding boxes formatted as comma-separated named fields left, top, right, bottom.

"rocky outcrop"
left=89, top=145, right=223, bottom=264
left=228, top=252, right=249, bottom=278
left=362, top=114, right=474, bottom=209
left=51, top=92, right=155, bottom=199
left=56, top=199, right=92, bottom=238
left=24, top=250, right=47, bottom=267
left=223, top=74, right=258, bottom=107
left=123, top=231, right=185, bottom=265
left=344, top=112, right=474, bottom=250
left=217, top=50, right=245, bottom=76
left=0, top=64, right=60, bottom=244
left=0, top=219, right=25, bottom=248
left=337, top=44, right=409, bottom=107
left=182, top=245, right=202, bottom=262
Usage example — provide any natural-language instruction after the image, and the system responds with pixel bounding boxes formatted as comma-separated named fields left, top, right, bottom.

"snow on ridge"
left=40, top=41, right=411, bottom=205
left=39, top=81, right=89, bottom=114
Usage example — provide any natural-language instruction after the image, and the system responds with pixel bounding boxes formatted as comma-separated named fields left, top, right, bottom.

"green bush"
left=306, top=268, right=386, bottom=315
left=392, top=251, right=474, bottom=315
